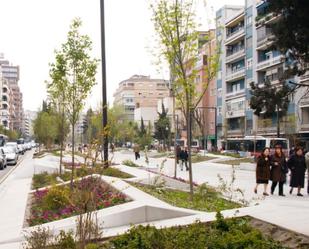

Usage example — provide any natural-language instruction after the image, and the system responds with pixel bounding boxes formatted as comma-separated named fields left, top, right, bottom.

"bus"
left=17, top=138, right=25, bottom=144
left=226, top=136, right=289, bottom=157
left=0, top=134, right=8, bottom=147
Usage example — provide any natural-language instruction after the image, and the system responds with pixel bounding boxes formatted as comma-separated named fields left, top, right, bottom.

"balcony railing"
left=226, top=48, right=245, bottom=63
left=255, top=12, right=279, bottom=27
left=226, top=109, right=245, bottom=119
left=226, top=68, right=245, bottom=82
left=225, top=27, right=245, bottom=45
left=225, top=89, right=245, bottom=99
left=256, top=34, right=275, bottom=49
left=256, top=56, right=283, bottom=71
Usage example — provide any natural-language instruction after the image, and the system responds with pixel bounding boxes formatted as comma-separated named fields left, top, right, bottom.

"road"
left=0, top=152, right=28, bottom=183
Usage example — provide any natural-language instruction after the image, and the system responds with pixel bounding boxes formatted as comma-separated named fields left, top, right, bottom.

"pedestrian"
left=254, top=147, right=271, bottom=196
left=179, top=147, right=189, bottom=171
left=270, top=144, right=288, bottom=196
left=288, top=146, right=306, bottom=196
left=176, top=144, right=181, bottom=166
left=110, top=143, right=115, bottom=153
left=305, top=151, right=309, bottom=195
left=133, top=143, right=140, bottom=160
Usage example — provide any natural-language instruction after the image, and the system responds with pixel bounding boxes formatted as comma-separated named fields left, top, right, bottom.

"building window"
left=217, top=71, right=222, bottom=80
left=210, top=88, right=216, bottom=96
left=217, top=89, right=222, bottom=98
left=218, top=107, right=222, bottom=115
left=246, top=37, right=252, bottom=49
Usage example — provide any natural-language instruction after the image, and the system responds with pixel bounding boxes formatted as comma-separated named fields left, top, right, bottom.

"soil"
left=249, top=217, right=309, bottom=249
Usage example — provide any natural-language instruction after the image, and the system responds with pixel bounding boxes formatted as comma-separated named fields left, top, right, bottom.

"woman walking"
left=270, top=144, right=288, bottom=196
left=254, top=147, right=271, bottom=196
left=288, top=146, right=306, bottom=196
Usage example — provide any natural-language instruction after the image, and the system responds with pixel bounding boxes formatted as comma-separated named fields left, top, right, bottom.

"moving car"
left=1, top=147, right=18, bottom=165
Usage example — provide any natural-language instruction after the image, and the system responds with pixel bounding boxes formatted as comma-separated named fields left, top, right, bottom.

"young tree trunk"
left=186, top=96, right=194, bottom=201
left=59, top=109, right=65, bottom=175
left=70, top=125, right=75, bottom=190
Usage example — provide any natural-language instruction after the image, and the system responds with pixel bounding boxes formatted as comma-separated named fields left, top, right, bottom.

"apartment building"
left=0, top=73, right=10, bottom=129
left=22, top=110, right=37, bottom=138
left=194, top=30, right=218, bottom=150
left=216, top=1, right=309, bottom=148
left=0, top=54, right=23, bottom=132
left=113, top=75, right=170, bottom=121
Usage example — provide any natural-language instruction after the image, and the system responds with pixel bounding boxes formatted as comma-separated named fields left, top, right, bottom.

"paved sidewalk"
left=114, top=151, right=309, bottom=236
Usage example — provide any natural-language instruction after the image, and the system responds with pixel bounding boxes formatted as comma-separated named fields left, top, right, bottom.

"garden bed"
left=32, top=167, right=133, bottom=189
left=191, top=154, right=217, bottom=163
left=104, top=215, right=286, bottom=249
left=131, top=182, right=240, bottom=212
left=27, top=176, right=129, bottom=226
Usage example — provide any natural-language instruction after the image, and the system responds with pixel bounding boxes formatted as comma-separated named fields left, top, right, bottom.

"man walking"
left=179, top=147, right=189, bottom=171
left=133, top=143, right=140, bottom=160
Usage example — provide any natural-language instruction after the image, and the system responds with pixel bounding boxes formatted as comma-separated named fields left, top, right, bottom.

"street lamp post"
left=100, top=0, right=108, bottom=166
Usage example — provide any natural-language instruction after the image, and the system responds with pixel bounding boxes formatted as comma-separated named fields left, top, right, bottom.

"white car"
left=5, top=142, right=19, bottom=154
left=1, top=147, right=18, bottom=165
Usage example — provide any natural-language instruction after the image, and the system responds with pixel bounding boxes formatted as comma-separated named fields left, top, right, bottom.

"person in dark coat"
left=288, top=146, right=306, bottom=196
left=179, top=147, right=189, bottom=171
left=254, top=147, right=271, bottom=196
left=270, top=144, right=288, bottom=196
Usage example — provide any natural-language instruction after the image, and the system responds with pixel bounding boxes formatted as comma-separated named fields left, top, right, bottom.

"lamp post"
left=100, top=0, right=108, bottom=166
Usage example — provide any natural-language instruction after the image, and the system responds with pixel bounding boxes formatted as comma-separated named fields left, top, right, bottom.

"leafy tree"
left=154, top=103, right=171, bottom=149
left=33, top=111, right=58, bottom=149
left=151, top=0, right=219, bottom=199
left=135, top=120, right=153, bottom=150
left=267, top=0, right=309, bottom=80
left=250, top=80, right=292, bottom=137
left=48, top=50, right=71, bottom=174
left=52, top=18, right=98, bottom=189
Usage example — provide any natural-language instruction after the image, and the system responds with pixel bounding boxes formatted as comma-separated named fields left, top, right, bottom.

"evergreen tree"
left=268, top=0, right=309, bottom=79
left=154, top=103, right=171, bottom=149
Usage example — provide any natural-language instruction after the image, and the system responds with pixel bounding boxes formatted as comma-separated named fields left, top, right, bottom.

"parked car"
left=5, top=142, right=19, bottom=155
left=1, top=147, right=18, bottom=165
left=17, top=144, right=25, bottom=155
left=0, top=148, right=7, bottom=169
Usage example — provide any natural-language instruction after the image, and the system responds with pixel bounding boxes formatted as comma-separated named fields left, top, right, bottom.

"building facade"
left=216, top=1, right=309, bottom=149
left=0, top=54, right=23, bottom=132
left=22, top=110, right=37, bottom=138
left=113, top=75, right=170, bottom=121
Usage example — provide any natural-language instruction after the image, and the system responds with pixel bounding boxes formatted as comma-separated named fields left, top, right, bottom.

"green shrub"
left=42, top=186, right=70, bottom=210
left=85, top=243, right=100, bottom=249
left=56, top=230, right=76, bottom=249
left=106, top=214, right=285, bottom=249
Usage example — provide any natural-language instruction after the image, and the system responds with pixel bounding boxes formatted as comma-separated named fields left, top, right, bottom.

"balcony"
left=256, top=34, right=275, bottom=50
left=226, top=109, right=245, bottom=119
left=226, top=68, right=245, bottom=82
left=226, top=48, right=245, bottom=63
left=255, top=12, right=280, bottom=27
left=225, top=27, right=245, bottom=45
left=256, top=56, right=283, bottom=71
left=227, top=129, right=244, bottom=136
left=225, top=89, right=245, bottom=99
left=300, top=123, right=309, bottom=132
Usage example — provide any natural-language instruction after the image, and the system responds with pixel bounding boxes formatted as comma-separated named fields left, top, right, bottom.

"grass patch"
left=122, top=159, right=140, bottom=167
left=211, top=151, right=242, bottom=158
left=218, top=157, right=255, bottom=165
left=32, top=167, right=133, bottom=189
left=132, top=183, right=240, bottom=212
left=191, top=154, right=217, bottom=163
